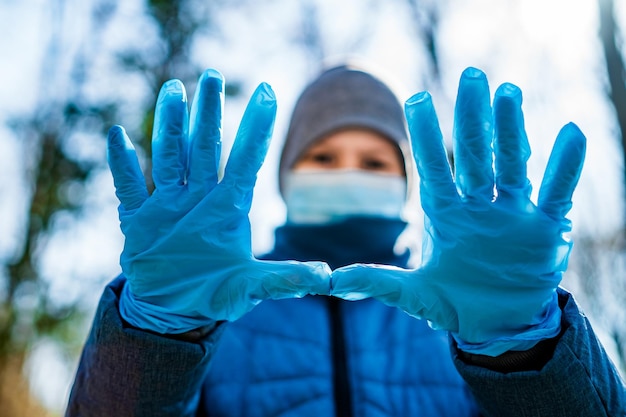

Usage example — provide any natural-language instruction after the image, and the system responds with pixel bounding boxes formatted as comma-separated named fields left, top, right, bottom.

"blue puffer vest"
left=199, top=218, right=479, bottom=416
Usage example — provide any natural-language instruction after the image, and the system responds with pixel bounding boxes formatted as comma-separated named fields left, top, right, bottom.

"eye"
left=362, top=158, right=391, bottom=171
left=307, top=152, right=335, bottom=165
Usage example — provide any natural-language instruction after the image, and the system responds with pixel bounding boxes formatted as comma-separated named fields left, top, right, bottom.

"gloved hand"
left=331, top=67, right=586, bottom=356
left=108, top=69, right=331, bottom=334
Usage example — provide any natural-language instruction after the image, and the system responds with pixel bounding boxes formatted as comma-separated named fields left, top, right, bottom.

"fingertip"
left=162, top=79, right=185, bottom=92
left=405, top=91, right=431, bottom=107
left=107, top=125, right=134, bottom=154
left=243, top=83, right=277, bottom=123
left=310, top=261, right=332, bottom=276
left=456, top=67, right=491, bottom=103
left=153, top=79, right=189, bottom=146
left=538, top=122, right=587, bottom=218
left=306, top=261, right=332, bottom=295
left=493, top=84, right=523, bottom=125
left=158, top=79, right=187, bottom=103
left=221, top=82, right=277, bottom=193
left=405, top=92, right=435, bottom=124
left=563, top=121, right=582, bottom=133
left=561, top=122, right=586, bottom=145
left=198, top=68, right=225, bottom=93
left=107, top=125, right=125, bottom=143
left=461, top=67, right=487, bottom=81
left=203, top=68, right=224, bottom=81
left=556, top=123, right=587, bottom=161
left=108, top=124, right=125, bottom=135
left=494, top=82, right=522, bottom=101
left=254, top=82, right=276, bottom=107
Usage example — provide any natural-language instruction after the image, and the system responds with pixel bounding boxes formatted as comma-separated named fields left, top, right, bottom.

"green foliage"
left=0, top=0, right=121, bottom=362
left=0, top=0, right=241, bottom=361
left=2, top=96, right=118, bottom=358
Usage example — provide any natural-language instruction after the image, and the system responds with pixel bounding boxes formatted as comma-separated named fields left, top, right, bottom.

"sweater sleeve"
left=65, top=276, right=225, bottom=417
left=452, top=288, right=626, bottom=417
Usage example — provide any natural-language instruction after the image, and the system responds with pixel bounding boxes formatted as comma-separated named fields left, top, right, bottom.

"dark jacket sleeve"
left=453, top=288, right=626, bottom=417
left=65, top=276, right=224, bottom=417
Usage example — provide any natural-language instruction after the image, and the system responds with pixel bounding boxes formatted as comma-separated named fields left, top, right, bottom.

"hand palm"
left=110, top=70, right=330, bottom=334
left=331, top=68, right=585, bottom=356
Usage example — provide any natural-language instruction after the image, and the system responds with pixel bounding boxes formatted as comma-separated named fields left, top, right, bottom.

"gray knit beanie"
left=278, top=64, right=411, bottom=197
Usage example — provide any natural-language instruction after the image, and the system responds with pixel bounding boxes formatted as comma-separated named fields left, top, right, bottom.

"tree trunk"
left=598, top=0, right=626, bottom=227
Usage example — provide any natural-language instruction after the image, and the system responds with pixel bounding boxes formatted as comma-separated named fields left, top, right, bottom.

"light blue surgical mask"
left=284, top=170, right=407, bottom=224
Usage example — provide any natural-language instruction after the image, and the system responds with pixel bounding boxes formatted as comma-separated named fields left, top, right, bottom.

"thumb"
left=332, top=265, right=448, bottom=328
left=331, top=264, right=411, bottom=303
left=255, top=260, right=332, bottom=299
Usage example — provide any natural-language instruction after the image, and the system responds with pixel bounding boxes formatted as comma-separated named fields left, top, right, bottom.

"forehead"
left=307, top=128, right=400, bottom=154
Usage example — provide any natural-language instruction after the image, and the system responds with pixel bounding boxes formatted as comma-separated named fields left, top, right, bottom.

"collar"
left=261, top=216, right=410, bottom=270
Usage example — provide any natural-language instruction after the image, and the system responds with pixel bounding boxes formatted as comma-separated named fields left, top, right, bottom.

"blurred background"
left=0, top=0, right=625, bottom=415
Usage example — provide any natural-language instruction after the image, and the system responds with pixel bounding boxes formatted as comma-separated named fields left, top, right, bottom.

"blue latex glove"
left=331, top=67, right=586, bottom=356
left=108, top=69, right=331, bottom=334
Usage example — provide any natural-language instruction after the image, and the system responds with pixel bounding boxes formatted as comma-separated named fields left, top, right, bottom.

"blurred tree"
left=599, top=0, right=626, bottom=208
left=1, top=0, right=244, bottom=414
left=117, top=0, right=246, bottom=190
left=402, top=0, right=450, bottom=162
left=116, top=0, right=210, bottom=189
left=596, top=0, right=626, bottom=372
left=291, top=0, right=383, bottom=73
left=1, top=1, right=119, bottom=416
left=404, top=0, right=442, bottom=82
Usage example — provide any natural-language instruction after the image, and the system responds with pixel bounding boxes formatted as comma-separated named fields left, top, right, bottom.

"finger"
left=331, top=264, right=410, bottom=304
left=151, top=79, right=189, bottom=190
left=256, top=260, right=332, bottom=299
left=209, top=260, right=331, bottom=321
left=493, top=83, right=532, bottom=200
left=187, top=69, right=224, bottom=195
left=332, top=265, right=455, bottom=331
left=405, top=91, right=458, bottom=213
left=537, top=123, right=586, bottom=221
left=107, top=125, right=149, bottom=211
left=222, top=83, right=277, bottom=205
left=453, top=67, right=494, bottom=201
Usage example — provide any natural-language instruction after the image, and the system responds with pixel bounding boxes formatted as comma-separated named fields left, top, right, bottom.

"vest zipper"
left=328, top=297, right=353, bottom=417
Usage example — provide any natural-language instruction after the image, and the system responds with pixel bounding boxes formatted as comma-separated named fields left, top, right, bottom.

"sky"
left=1, top=0, right=625, bottom=413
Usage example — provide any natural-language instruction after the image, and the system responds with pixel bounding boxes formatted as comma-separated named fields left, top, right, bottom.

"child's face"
left=292, top=129, right=405, bottom=176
